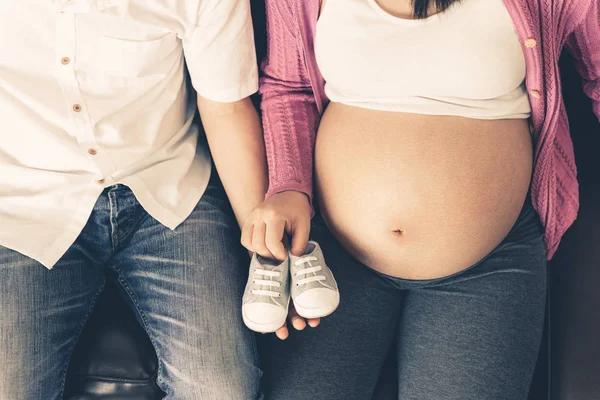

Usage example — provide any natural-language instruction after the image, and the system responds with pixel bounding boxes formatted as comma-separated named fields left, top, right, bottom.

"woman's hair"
left=413, top=0, right=461, bottom=18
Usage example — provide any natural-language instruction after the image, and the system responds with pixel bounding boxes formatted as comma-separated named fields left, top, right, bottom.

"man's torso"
left=0, top=0, right=212, bottom=267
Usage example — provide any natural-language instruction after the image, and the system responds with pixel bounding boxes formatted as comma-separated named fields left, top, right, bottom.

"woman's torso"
left=314, top=0, right=534, bottom=279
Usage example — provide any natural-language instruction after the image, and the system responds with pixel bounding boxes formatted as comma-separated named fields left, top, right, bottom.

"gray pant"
left=258, top=198, right=547, bottom=400
left=0, top=176, right=262, bottom=400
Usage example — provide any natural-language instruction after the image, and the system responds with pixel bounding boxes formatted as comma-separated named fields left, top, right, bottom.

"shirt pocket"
left=57, top=0, right=118, bottom=13
left=75, top=10, right=180, bottom=79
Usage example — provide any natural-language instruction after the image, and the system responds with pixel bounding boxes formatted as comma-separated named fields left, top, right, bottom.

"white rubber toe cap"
left=242, top=303, right=287, bottom=333
left=293, top=288, right=340, bottom=319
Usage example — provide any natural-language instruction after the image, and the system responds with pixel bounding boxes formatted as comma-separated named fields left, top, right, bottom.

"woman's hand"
left=241, top=190, right=319, bottom=339
left=274, top=303, right=320, bottom=340
left=241, top=191, right=311, bottom=261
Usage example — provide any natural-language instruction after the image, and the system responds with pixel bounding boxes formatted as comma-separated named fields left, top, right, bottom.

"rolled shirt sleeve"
left=183, top=0, right=258, bottom=102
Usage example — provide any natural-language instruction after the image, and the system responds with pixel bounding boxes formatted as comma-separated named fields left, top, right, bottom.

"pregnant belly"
left=315, top=103, right=533, bottom=279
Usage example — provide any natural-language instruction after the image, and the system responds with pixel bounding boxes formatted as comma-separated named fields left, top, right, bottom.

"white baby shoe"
left=242, top=253, right=290, bottom=333
left=289, top=241, right=340, bottom=319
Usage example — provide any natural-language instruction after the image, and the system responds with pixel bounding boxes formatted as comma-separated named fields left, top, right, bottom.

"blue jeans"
left=258, top=197, right=547, bottom=400
left=0, top=176, right=262, bottom=400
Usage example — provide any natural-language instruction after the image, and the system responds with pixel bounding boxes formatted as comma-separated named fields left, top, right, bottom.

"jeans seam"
left=108, top=191, right=119, bottom=251
left=71, top=372, right=159, bottom=385
left=114, top=271, right=168, bottom=394
left=58, top=278, right=107, bottom=399
left=114, top=211, right=152, bottom=254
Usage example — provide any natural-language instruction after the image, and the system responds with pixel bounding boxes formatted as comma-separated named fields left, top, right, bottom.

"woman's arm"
left=242, top=0, right=320, bottom=261
left=241, top=0, right=323, bottom=339
left=261, top=1, right=321, bottom=201
left=564, top=0, right=600, bottom=120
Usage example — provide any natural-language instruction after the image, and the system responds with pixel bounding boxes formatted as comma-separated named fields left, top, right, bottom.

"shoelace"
left=250, top=269, right=282, bottom=297
left=294, top=256, right=326, bottom=286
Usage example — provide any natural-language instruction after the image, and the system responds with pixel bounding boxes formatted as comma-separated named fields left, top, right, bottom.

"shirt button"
left=529, top=90, right=542, bottom=99
left=88, top=148, right=97, bottom=156
left=96, top=179, right=105, bottom=185
left=524, top=38, right=537, bottom=48
left=61, top=57, right=71, bottom=65
left=73, top=104, right=82, bottom=112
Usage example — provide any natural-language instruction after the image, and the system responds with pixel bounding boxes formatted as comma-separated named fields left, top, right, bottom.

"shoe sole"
left=293, top=291, right=340, bottom=319
left=242, top=298, right=290, bottom=333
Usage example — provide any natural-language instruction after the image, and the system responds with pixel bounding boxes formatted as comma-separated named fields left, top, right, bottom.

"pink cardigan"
left=259, top=0, right=600, bottom=259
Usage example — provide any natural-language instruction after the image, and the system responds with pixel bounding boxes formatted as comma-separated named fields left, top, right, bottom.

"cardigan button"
left=524, top=38, right=537, bottom=48
left=529, top=90, right=541, bottom=99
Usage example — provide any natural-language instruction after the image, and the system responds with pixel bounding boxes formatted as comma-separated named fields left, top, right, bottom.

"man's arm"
left=197, top=95, right=267, bottom=229
left=182, top=0, right=264, bottom=228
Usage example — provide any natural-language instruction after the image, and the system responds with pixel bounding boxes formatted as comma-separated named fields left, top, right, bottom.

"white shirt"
left=315, top=0, right=531, bottom=119
left=0, top=0, right=258, bottom=268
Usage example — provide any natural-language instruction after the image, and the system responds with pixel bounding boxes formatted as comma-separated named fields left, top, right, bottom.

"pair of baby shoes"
left=242, top=241, right=340, bottom=333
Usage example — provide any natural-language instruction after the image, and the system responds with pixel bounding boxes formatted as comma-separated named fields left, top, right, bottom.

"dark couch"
left=63, top=2, right=600, bottom=399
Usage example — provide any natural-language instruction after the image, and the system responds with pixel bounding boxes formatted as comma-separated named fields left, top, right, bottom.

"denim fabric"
left=0, top=176, right=262, bottom=400
left=258, top=198, right=547, bottom=400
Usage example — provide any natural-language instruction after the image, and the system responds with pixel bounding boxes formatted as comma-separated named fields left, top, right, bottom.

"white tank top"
left=315, top=0, right=532, bottom=119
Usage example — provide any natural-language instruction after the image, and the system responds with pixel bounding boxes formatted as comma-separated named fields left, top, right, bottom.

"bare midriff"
left=315, top=103, right=533, bottom=279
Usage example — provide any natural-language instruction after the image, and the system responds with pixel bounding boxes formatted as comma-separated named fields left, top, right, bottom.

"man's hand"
left=241, top=191, right=311, bottom=261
